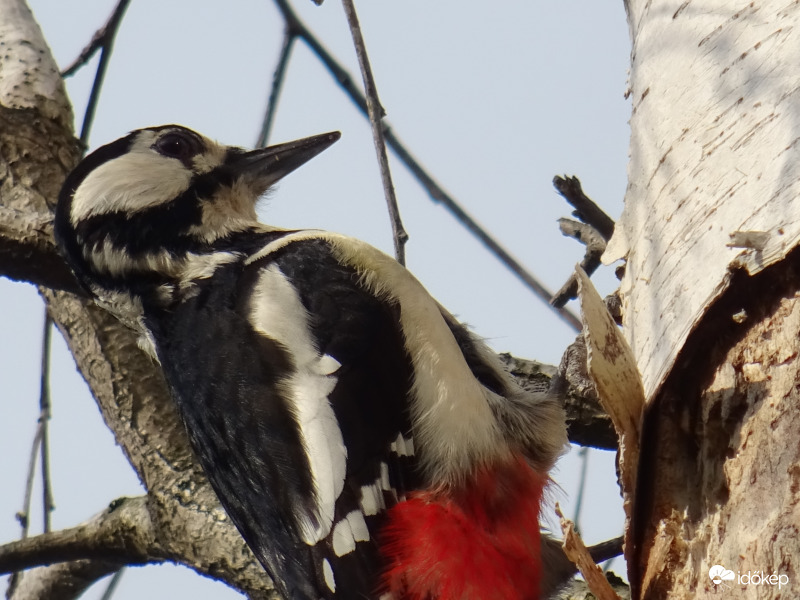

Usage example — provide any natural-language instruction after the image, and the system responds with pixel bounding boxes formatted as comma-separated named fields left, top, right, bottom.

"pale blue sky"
left=1, top=1, right=631, bottom=597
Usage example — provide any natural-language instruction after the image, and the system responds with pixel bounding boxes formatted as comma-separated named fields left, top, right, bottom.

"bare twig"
left=271, top=0, right=581, bottom=331
left=60, top=0, right=131, bottom=78
left=553, top=175, right=615, bottom=241
left=255, top=28, right=296, bottom=148
left=71, top=0, right=132, bottom=145
left=16, top=426, right=43, bottom=539
left=14, top=309, right=54, bottom=542
left=98, top=567, right=126, bottom=600
left=38, top=312, right=55, bottom=534
left=550, top=175, right=616, bottom=308
left=387, top=129, right=582, bottom=330
left=340, top=0, right=407, bottom=264
left=551, top=218, right=608, bottom=307
left=572, top=446, right=589, bottom=531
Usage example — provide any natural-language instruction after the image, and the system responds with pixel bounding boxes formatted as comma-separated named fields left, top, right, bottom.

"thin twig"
left=340, top=0, right=407, bottom=264
left=271, top=0, right=580, bottom=330
left=384, top=128, right=581, bottom=330
left=572, top=446, right=589, bottom=532
left=98, top=567, right=126, bottom=600
left=75, top=0, right=132, bottom=145
left=17, top=425, right=43, bottom=539
left=256, top=28, right=296, bottom=148
left=61, top=0, right=131, bottom=78
left=16, top=309, right=55, bottom=545
left=551, top=218, right=608, bottom=308
left=38, top=312, right=55, bottom=534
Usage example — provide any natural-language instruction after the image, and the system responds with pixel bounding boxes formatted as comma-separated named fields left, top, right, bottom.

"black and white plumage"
left=55, top=125, right=567, bottom=600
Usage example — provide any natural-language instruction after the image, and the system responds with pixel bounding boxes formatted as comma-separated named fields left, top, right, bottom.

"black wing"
left=149, top=237, right=417, bottom=599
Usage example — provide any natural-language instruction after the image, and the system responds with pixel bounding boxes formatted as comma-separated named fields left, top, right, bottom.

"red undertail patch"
left=381, top=454, right=546, bottom=600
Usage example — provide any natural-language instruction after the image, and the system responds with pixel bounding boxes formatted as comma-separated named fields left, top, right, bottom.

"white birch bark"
left=608, top=2, right=800, bottom=598
left=608, top=0, right=800, bottom=401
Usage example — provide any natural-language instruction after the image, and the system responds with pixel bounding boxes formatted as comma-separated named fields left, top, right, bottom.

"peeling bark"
left=634, top=254, right=800, bottom=599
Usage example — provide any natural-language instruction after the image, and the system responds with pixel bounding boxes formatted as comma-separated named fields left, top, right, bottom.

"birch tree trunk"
left=606, top=1, right=800, bottom=597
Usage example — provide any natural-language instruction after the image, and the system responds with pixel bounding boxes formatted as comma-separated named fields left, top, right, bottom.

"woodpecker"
left=54, top=125, right=568, bottom=600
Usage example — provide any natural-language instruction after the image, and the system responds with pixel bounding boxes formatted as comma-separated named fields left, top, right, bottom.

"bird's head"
left=55, top=125, right=340, bottom=289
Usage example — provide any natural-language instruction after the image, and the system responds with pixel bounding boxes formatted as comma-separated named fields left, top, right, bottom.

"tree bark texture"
left=635, top=261, right=800, bottom=599
left=609, top=0, right=800, bottom=400
left=610, top=1, right=800, bottom=598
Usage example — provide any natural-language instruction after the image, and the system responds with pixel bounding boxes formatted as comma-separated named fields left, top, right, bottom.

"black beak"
left=230, top=131, right=341, bottom=192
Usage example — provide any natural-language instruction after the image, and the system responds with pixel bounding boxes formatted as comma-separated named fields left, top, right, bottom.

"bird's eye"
left=154, top=132, right=196, bottom=160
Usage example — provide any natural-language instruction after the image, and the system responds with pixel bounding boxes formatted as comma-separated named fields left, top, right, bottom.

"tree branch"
left=550, top=176, right=617, bottom=308
left=0, top=5, right=279, bottom=597
left=0, top=497, right=158, bottom=575
left=551, top=218, right=609, bottom=308
left=0, top=207, right=84, bottom=294
left=60, top=0, right=131, bottom=79
left=500, top=348, right=617, bottom=450
left=255, top=27, right=296, bottom=148
left=553, top=175, right=615, bottom=241
left=340, top=0, right=408, bottom=264
left=7, top=559, right=121, bottom=600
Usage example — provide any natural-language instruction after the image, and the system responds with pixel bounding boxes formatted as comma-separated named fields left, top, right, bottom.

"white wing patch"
left=359, top=482, right=385, bottom=516
left=332, top=510, right=370, bottom=557
left=322, top=558, right=336, bottom=592
left=379, top=462, right=392, bottom=492
left=390, top=432, right=414, bottom=457
left=249, top=264, right=346, bottom=545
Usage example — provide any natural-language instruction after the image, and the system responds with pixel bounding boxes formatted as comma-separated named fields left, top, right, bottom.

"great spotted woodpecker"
left=54, top=125, right=569, bottom=600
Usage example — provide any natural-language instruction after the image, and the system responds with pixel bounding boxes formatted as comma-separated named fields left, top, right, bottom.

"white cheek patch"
left=249, top=264, right=347, bottom=545
left=71, top=151, right=193, bottom=223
